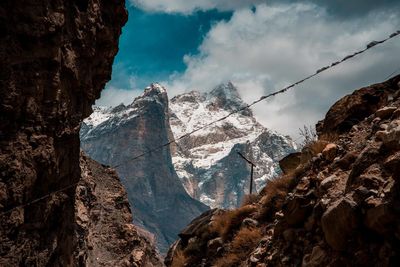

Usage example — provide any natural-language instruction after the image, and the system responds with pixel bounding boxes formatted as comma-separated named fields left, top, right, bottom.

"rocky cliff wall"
left=76, top=153, right=163, bottom=266
left=0, top=1, right=127, bottom=265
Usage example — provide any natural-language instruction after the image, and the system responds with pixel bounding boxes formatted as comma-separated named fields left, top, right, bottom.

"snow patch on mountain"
left=170, top=83, right=297, bottom=208
left=82, top=82, right=296, bottom=209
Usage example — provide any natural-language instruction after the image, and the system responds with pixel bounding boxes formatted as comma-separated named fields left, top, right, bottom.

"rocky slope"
left=170, top=82, right=296, bottom=208
left=80, top=84, right=209, bottom=253
left=75, top=153, right=162, bottom=266
left=0, top=1, right=127, bottom=266
left=166, top=75, right=400, bottom=267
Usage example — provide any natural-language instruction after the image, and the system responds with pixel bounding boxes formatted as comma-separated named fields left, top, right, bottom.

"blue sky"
left=108, top=4, right=232, bottom=91
left=99, top=0, right=400, bottom=137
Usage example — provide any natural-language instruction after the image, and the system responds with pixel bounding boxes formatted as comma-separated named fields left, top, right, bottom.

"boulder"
left=317, top=83, right=393, bottom=135
left=279, top=152, right=302, bottom=174
left=302, top=246, right=327, bottom=267
left=347, top=146, right=380, bottom=190
left=242, top=218, right=259, bottom=228
left=375, top=107, right=397, bottom=119
left=365, top=203, right=394, bottom=235
left=284, top=195, right=313, bottom=226
left=392, top=108, right=400, bottom=119
left=321, top=197, right=358, bottom=250
left=384, top=152, right=400, bottom=178
left=320, top=175, right=337, bottom=191
left=207, top=237, right=223, bottom=252
left=335, top=151, right=358, bottom=170
left=380, top=120, right=400, bottom=149
left=322, top=144, right=338, bottom=162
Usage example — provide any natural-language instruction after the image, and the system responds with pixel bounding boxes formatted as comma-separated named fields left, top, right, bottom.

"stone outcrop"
left=81, top=84, right=209, bottom=253
left=0, top=1, right=127, bottom=265
left=166, top=75, right=400, bottom=267
left=75, top=154, right=163, bottom=267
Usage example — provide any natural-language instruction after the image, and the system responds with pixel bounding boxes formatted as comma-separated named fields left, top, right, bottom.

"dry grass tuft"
left=241, top=194, right=261, bottom=207
left=301, top=140, right=329, bottom=162
left=256, top=163, right=311, bottom=221
left=213, top=254, right=240, bottom=267
left=171, top=250, right=186, bottom=267
left=211, top=205, right=257, bottom=241
left=214, top=227, right=262, bottom=267
left=231, top=227, right=262, bottom=252
left=257, top=174, right=292, bottom=219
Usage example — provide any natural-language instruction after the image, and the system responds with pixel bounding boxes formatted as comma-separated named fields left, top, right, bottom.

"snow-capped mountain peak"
left=83, top=82, right=296, bottom=209
left=169, top=82, right=296, bottom=208
left=205, top=82, right=250, bottom=115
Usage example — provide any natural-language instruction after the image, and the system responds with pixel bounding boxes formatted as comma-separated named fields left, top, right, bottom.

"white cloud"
left=130, top=0, right=264, bottom=14
left=163, top=3, right=400, bottom=137
left=95, top=86, right=140, bottom=107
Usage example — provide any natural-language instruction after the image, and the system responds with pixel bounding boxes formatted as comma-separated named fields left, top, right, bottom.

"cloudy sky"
left=98, top=0, right=400, bottom=137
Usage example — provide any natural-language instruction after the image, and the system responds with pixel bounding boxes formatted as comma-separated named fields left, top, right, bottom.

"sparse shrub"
left=299, top=125, right=317, bottom=148
left=302, top=140, right=329, bottom=160
left=231, top=227, right=262, bottom=253
left=213, top=254, right=240, bottom=267
left=213, top=227, right=262, bottom=267
left=299, top=126, right=339, bottom=163
left=257, top=170, right=301, bottom=220
left=211, top=205, right=257, bottom=241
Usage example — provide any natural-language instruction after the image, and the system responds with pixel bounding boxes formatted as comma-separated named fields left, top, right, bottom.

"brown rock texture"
left=166, top=75, right=400, bottom=267
left=0, top=1, right=127, bottom=266
left=75, top=153, right=163, bottom=267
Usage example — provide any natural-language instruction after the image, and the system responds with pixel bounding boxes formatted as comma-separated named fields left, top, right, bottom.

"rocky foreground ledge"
left=166, top=75, right=400, bottom=267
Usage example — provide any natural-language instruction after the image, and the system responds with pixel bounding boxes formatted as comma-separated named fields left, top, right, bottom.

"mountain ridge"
left=81, top=84, right=209, bottom=253
left=169, top=82, right=296, bottom=208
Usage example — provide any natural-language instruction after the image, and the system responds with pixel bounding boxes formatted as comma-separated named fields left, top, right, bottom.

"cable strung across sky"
left=113, top=30, right=400, bottom=168
left=1, top=29, right=399, bottom=217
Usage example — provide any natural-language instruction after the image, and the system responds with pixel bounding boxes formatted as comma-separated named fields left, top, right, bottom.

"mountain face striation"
left=166, top=75, right=400, bottom=267
left=0, top=1, right=129, bottom=266
left=169, top=82, right=297, bottom=208
left=80, top=84, right=209, bottom=253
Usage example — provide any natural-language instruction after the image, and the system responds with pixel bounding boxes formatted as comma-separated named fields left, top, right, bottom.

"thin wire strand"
left=0, top=182, right=79, bottom=217
left=384, top=65, right=400, bottom=80
left=1, top=30, right=399, bottom=217
left=113, top=30, right=400, bottom=168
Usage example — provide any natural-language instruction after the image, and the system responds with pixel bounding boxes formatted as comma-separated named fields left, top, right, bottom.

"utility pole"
left=237, top=152, right=256, bottom=194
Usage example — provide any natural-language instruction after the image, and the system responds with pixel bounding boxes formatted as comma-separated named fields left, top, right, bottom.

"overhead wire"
left=1, top=29, right=399, bottom=217
left=113, top=30, right=400, bottom=168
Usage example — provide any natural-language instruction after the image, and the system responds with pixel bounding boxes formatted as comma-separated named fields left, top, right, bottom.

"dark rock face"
left=321, top=197, right=358, bottom=250
left=167, top=75, right=400, bottom=267
left=81, top=84, right=209, bottom=253
left=316, top=78, right=398, bottom=134
left=0, top=1, right=126, bottom=266
left=76, top=154, right=163, bottom=267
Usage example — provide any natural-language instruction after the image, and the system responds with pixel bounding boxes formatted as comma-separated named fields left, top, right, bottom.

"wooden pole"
left=237, top=152, right=256, bottom=195
left=250, top=164, right=254, bottom=194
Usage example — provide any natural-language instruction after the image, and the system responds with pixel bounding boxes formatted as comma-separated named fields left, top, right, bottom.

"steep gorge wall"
left=0, top=1, right=127, bottom=265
